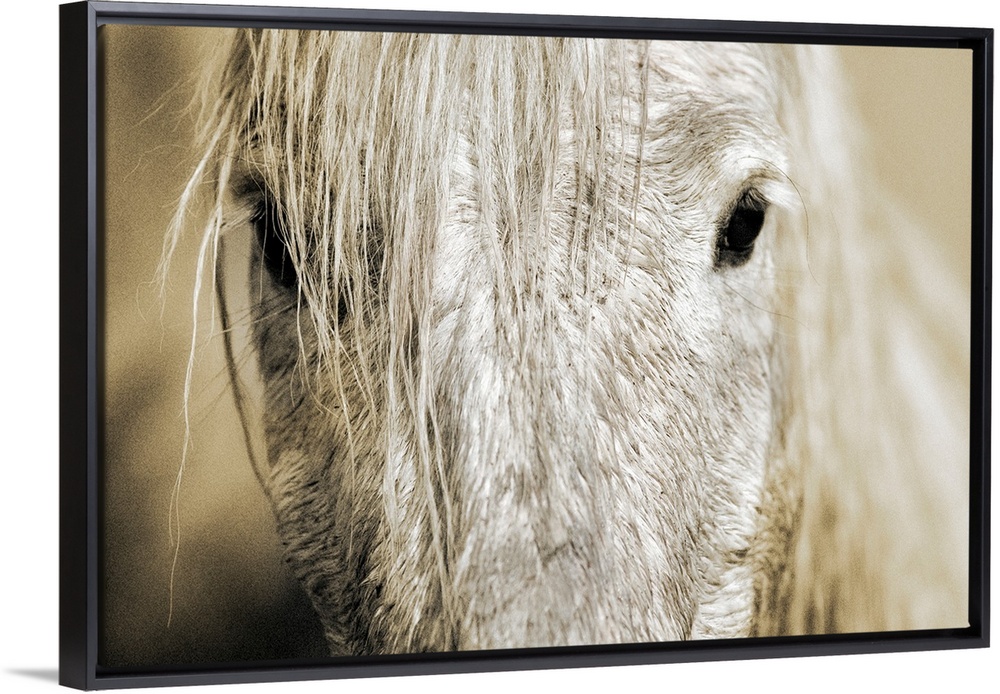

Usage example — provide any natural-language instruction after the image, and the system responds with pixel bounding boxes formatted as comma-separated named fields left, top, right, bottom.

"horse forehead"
left=646, top=42, right=783, bottom=107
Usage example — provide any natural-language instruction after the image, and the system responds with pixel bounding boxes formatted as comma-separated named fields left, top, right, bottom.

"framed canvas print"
left=59, top=0, right=991, bottom=689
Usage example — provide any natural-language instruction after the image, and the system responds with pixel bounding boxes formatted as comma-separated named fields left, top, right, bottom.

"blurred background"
left=100, top=24, right=971, bottom=670
left=101, top=25, right=329, bottom=668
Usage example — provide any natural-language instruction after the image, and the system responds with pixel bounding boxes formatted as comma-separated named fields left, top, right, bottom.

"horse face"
left=228, top=34, right=794, bottom=654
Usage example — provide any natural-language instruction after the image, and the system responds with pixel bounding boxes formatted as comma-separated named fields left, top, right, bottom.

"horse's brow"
left=650, top=84, right=777, bottom=132
left=644, top=95, right=782, bottom=174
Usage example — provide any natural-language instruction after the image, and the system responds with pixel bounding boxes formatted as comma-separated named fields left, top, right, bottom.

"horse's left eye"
left=715, top=190, right=768, bottom=269
left=251, top=196, right=298, bottom=289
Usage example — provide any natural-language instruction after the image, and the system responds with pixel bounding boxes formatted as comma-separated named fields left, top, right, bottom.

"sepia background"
left=1, top=1, right=993, bottom=693
left=100, top=25, right=331, bottom=668
left=98, top=24, right=974, bottom=669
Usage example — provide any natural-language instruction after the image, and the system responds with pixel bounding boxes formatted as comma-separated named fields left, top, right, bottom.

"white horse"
left=165, top=28, right=970, bottom=654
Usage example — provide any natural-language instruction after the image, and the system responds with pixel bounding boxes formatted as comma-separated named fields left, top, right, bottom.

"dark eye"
left=715, top=189, right=768, bottom=269
left=251, top=195, right=298, bottom=289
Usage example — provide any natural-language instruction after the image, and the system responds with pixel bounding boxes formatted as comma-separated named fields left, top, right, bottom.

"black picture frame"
left=60, top=1, right=992, bottom=690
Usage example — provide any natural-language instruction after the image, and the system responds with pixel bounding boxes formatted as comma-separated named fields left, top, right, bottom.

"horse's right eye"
left=251, top=197, right=298, bottom=289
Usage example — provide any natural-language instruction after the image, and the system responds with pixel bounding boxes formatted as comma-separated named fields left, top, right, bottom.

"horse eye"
left=715, top=190, right=768, bottom=269
left=251, top=196, right=298, bottom=289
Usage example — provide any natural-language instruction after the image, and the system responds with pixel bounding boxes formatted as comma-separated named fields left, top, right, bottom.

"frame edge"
left=60, top=1, right=98, bottom=690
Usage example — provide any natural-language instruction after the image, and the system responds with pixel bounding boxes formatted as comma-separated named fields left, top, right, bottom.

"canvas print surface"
left=100, top=24, right=972, bottom=669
